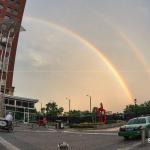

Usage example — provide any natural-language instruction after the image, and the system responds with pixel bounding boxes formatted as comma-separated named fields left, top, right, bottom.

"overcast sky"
left=13, top=0, right=150, bottom=112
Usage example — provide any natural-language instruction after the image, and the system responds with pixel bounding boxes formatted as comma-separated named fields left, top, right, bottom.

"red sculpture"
left=96, top=103, right=107, bottom=124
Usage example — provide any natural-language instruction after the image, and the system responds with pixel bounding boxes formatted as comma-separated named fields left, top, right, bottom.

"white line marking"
left=0, top=136, right=20, bottom=150
left=63, top=131, right=117, bottom=135
left=85, top=127, right=119, bottom=132
left=16, top=130, right=57, bottom=133
left=16, top=128, right=117, bottom=135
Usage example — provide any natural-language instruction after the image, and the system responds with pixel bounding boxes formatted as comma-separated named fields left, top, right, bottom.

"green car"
left=118, top=116, right=150, bottom=139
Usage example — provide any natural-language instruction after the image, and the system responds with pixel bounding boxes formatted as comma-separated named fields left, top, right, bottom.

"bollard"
left=58, top=142, right=69, bottom=150
left=141, top=127, right=145, bottom=145
left=148, top=130, right=150, bottom=144
left=31, top=123, right=34, bottom=129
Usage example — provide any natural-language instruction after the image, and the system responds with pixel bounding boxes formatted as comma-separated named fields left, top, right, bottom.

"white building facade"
left=4, top=95, right=38, bottom=123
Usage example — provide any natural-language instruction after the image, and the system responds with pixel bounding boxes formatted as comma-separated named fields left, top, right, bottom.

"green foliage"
left=65, top=110, right=93, bottom=117
left=68, top=110, right=81, bottom=117
left=69, top=123, right=98, bottom=128
left=92, top=107, right=97, bottom=113
left=41, top=107, right=46, bottom=114
left=45, top=102, right=64, bottom=116
left=124, top=100, right=150, bottom=115
left=81, top=110, right=91, bottom=116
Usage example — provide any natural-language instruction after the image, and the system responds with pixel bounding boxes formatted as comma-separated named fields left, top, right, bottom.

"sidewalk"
left=64, top=126, right=119, bottom=133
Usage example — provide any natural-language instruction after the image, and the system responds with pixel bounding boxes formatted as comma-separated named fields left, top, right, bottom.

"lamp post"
left=66, top=97, right=70, bottom=112
left=134, top=99, right=137, bottom=117
left=86, top=95, right=92, bottom=113
left=134, top=99, right=137, bottom=106
left=66, top=97, right=71, bottom=124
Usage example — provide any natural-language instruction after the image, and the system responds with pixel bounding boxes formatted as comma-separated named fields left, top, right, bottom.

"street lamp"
left=66, top=97, right=70, bottom=112
left=134, top=99, right=137, bottom=106
left=86, top=95, right=92, bottom=113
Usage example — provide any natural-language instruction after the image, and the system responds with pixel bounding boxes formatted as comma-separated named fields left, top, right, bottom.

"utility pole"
left=66, top=97, right=71, bottom=112
left=134, top=99, right=137, bottom=117
left=86, top=95, right=92, bottom=112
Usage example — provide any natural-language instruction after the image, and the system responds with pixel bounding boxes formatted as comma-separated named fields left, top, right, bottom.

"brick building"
left=0, top=0, right=26, bottom=95
left=0, top=1, right=39, bottom=121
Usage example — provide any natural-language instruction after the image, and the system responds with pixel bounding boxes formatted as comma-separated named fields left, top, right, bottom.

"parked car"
left=118, top=116, right=150, bottom=139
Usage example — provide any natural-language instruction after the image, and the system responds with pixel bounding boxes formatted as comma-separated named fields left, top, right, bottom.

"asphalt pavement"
left=0, top=144, right=7, bottom=150
left=0, top=126, right=149, bottom=150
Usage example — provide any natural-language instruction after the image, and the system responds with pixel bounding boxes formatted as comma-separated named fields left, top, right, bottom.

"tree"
left=41, top=107, right=46, bottom=114
left=124, top=100, right=150, bottom=116
left=45, top=102, right=64, bottom=116
left=81, top=110, right=91, bottom=116
left=68, top=110, right=81, bottom=117
left=92, top=107, right=97, bottom=114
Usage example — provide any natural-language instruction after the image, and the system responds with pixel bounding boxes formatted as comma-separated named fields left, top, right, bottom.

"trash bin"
left=55, top=123, right=58, bottom=129
left=56, top=120, right=64, bottom=129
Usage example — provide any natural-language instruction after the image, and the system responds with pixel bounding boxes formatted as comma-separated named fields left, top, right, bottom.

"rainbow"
left=98, top=14, right=149, bottom=75
left=118, top=31, right=149, bottom=73
left=24, top=16, right=133, bottom=100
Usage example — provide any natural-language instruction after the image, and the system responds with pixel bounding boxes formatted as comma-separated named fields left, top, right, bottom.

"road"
left=0, top=127, right=149, bottom=150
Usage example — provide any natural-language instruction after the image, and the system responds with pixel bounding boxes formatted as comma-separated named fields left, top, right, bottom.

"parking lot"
left=0, top=125, right=150, bottom=150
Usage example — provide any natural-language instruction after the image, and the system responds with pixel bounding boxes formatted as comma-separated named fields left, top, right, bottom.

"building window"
left=1, top=80, right=6, bottom=86
left=16, top=108, right=24, bottom=112
left=8, top=0, right=15, bottom=3
left=25, top=108, right=29, bottom=112
left=29, top=109, right=36, bottom=113
left=7, top=7, right=11, bottom=13
left=13, top=10, right=18, bottom=16
left=15, top=3, right=20, bottom=10
left=6, top=47, right=11, bottom=52
left=16, top=100, right=22, bottom=106
left=22, top=102, right=28, bottom=107
left=5, top=99, right=9, bottom=104
left=29, top=103, right=34, bottom=108
left=4, top=15, right=10, bottom=20
left=0, top=4, right=3, bottom=9
left=9, top=99, right=14, bottom=105
left=6, top=106, right=15, bottom=111
left=1, top=24, right=7, bottom=31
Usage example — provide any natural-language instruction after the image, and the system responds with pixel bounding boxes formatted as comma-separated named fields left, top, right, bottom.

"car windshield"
left=127, top=118, right=146, bottom=125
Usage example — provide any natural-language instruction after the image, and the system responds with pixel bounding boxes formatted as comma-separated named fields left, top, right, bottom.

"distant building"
left=0, top=0, right=26, bottom=95
left=4, top=95, right=38, bottom=122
